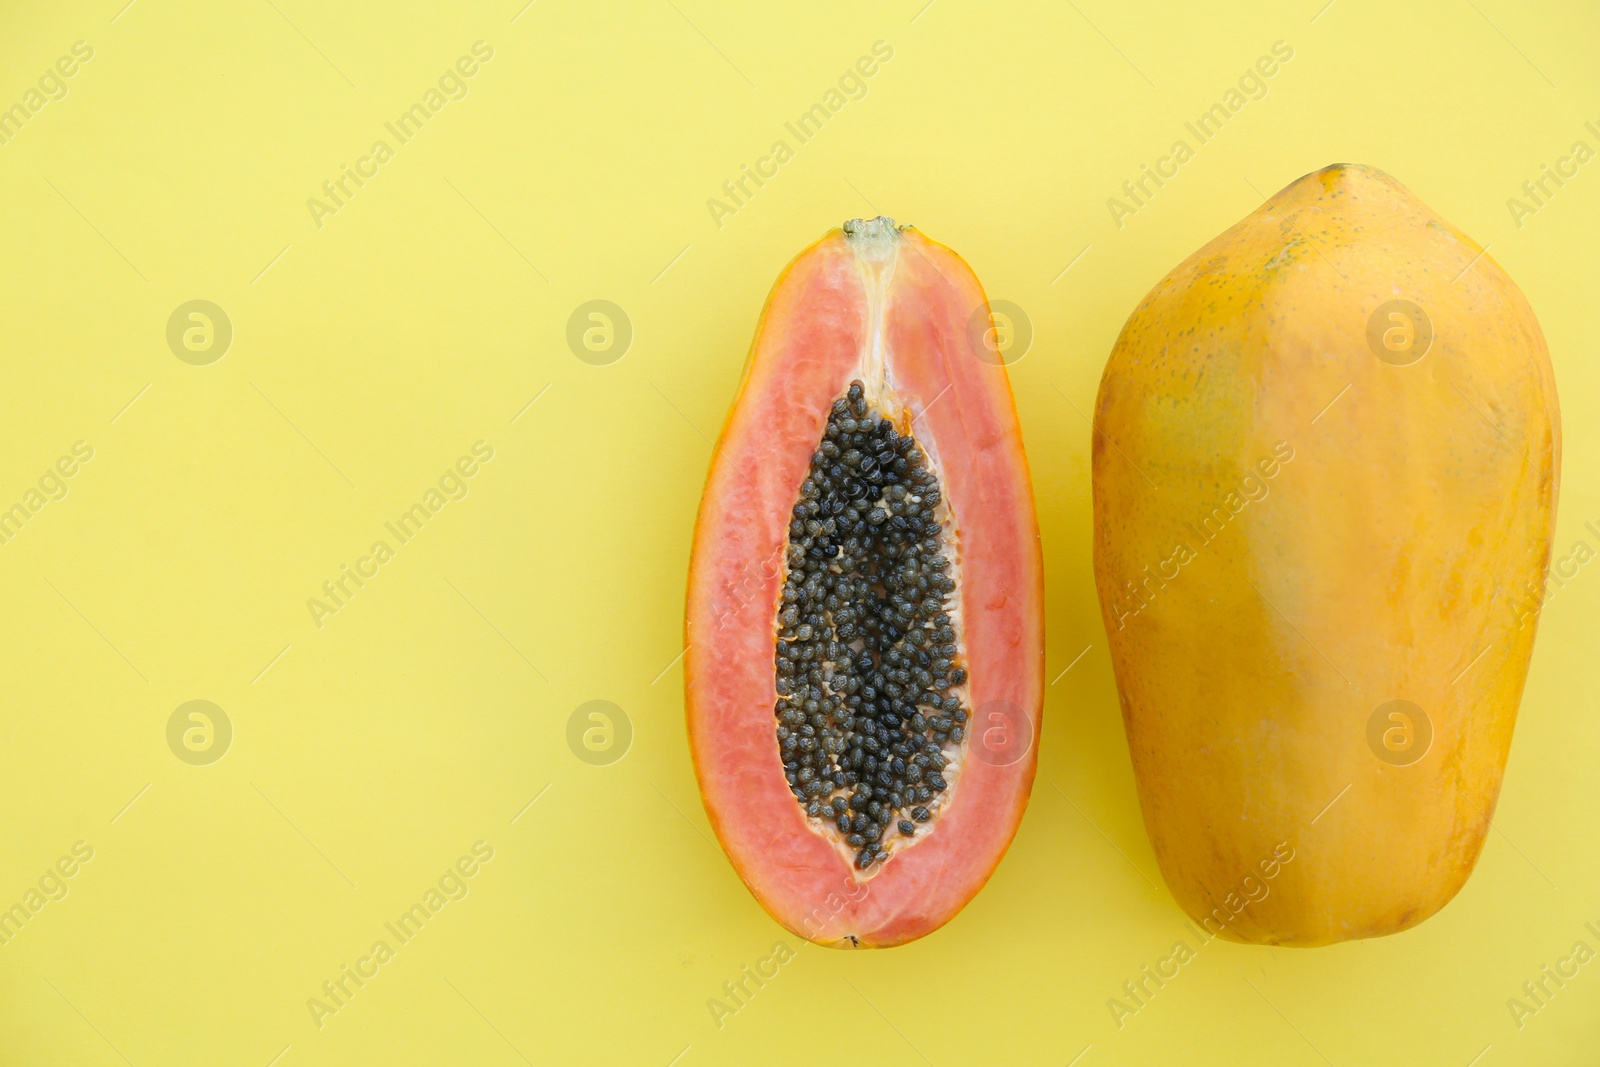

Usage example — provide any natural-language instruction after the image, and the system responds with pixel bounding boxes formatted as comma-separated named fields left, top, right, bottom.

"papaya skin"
left=1092, top=163, right=1560, bottom=947
left=684, top=221, right=1044, bottom=947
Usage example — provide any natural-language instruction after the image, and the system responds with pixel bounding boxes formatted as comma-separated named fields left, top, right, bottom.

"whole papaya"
left=1092, top=163, right=1560, bottom=946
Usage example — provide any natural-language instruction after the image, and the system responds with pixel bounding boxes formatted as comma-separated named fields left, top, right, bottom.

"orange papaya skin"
left=1092, top=164, right=1560, bottom=946
left=685, top=220, right=1043, bottom=947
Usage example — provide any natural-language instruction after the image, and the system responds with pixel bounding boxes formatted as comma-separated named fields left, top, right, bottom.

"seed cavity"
left=773, top=379, right=968, bottom=869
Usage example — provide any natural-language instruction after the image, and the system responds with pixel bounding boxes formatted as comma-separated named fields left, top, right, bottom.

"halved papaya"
left=685, top=217, right=1043, bottom=948
left=1093, top=164, right=1561, bottom=945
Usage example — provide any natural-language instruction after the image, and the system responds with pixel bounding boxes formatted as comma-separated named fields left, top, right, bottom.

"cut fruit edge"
left=685, top=219, right=1044, bottom=947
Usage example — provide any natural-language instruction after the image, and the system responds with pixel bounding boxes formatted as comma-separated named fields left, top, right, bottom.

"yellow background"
left=0, top=0, right=1595, bottom=1064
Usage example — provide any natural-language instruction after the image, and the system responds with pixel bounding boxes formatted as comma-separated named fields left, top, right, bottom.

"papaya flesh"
left=686, top=218, right=1043, bottom=947
left=1093, top=164, right=1560, bottom=946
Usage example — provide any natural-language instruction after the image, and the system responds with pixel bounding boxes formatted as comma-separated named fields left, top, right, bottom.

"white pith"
left=776, top=217, right=972, bottom=881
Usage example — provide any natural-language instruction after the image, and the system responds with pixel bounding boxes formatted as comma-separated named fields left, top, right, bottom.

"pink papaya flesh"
left=685, top=218, right=1043, bottom=947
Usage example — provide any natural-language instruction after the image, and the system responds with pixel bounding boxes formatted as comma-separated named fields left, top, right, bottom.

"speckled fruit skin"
left=1092, top=164, right=1560, bottom=946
